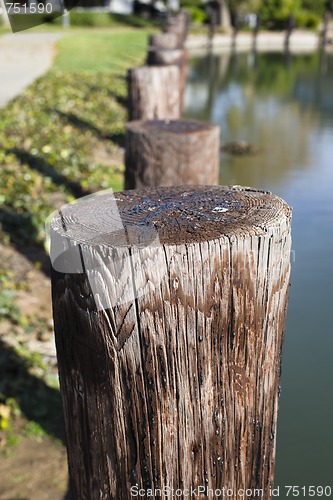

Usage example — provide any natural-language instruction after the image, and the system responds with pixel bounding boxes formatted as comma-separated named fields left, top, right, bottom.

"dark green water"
left=184, top=49, right=333, bottom=496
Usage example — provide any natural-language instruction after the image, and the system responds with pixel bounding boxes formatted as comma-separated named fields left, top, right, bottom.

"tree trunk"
left=127, top=65, right=180, bottom=121
left=124, top=119, right=220, bottom=189
left=218, top=0, right=232, bottom=30
left=51, top=184, right=291, bottom=500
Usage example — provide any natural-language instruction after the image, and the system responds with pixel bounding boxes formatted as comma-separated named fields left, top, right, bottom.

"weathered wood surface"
left=124, top=119, right=220, bottom=189
left=147, top=47, right=188, bottom=66
left=51, top=185, right=292, bottom=500
left=163, top=10, right=190, bottom=47
left=127, top=65, right=180, bottom=121
left=146, top=48, right=188, bottom=109
left=149, top=32, right=180, bottom=50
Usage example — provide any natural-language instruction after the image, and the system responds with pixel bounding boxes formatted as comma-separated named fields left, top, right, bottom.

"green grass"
left=0, top=28, right=150, bottom=246
left=0, top=26, right=10, bottom=34
left=0, top=11, right=159, bottom=34
left=54, top=28, right=150, bottom=73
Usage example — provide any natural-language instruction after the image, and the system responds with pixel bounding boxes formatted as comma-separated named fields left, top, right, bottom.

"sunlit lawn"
left=53, top=28, right=151, bottom=73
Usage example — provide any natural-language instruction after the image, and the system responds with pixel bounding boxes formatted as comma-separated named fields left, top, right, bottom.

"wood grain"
left=51, top=185, right=292, bottom=499
left=127, top=66, right=181, bottom=121
left=148, top=33, right=181, bottom=50
left=124, top=120, right=220, bottom=189
left=162, top=10, right=190, bottom=48
left=146, top=49, right=189, bottom=111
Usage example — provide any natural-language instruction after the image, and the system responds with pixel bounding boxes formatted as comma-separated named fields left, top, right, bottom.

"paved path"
left=186, top=29, right=319, bottom=53
left=0, top=32, right=63, bottom=108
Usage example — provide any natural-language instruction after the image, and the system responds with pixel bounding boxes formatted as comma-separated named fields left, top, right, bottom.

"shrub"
left=183, top=6, right=207, bottom=24
left=65, top=12, right=118, bottom=27
left=180, top=0, right=203, bottom=8
left=51, top=11, right=159, bottom=28
left=295, top=10, right=321, bottom=29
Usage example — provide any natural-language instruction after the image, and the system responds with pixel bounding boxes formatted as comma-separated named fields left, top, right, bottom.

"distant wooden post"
left=146, top=48, right=189, bottom=110
left=127, top=65, right=181, bottom=121
left=147, top=47, right=188, bottom=67
left=163, top=9, right=190, bottom=47
left=147, top=11, right=190, bottom=112
left=51, top=185, right=291, bottom=500
left=124, top=119, right=220, bottom=189
left=149, top=32, right=180, bottom=50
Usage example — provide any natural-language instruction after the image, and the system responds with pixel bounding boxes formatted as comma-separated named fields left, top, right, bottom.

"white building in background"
left=109, top=0, right=179, bottom=15
left=109, top=0, right=133, bottom=14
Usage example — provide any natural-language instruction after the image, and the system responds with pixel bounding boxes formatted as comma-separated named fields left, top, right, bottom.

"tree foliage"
left=225, top=0, right=325, bottom=28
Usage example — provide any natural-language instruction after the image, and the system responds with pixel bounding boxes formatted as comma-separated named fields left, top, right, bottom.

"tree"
left=219, top=0, right=232, bottom=28
left=301, top=0, right=326, bottom=16
left=259, top=0, right=301, bottom=27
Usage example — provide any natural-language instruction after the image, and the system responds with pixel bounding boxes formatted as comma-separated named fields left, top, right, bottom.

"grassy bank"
left=54, top=28, right=150, bottom=73
left=0, top=27, right=149, bottom=247
left=0, top=26, right=149, bottom=455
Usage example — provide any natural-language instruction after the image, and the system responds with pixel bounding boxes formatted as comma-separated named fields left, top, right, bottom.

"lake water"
left=184, top=49, right=333, bottom=495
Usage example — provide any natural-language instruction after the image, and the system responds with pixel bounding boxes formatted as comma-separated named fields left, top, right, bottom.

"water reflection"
left=184, top=50, right=333, bottom=190
left=184, top=48, right=333, bottom=492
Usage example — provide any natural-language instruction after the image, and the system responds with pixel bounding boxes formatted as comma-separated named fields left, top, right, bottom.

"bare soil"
left=0, top=434, right=69, bottom=500
left=0, top=242, right=70, bottom=500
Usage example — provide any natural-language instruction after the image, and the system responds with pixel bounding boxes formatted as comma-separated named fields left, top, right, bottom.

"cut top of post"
left=127, top=119, right=216, bottom=135
left=50, top=186, right=291, bottom=251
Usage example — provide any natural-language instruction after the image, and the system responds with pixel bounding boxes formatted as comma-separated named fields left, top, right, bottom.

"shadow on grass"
left=108, top=89, right=128, bottom=110
left=7, top=148, right=89, bottom=199
left=0, top=207, right=51, bottom=277
left=84, top=79, right=128, bottom=109
left=0, top=338, right=65, bottom=442
left=53, top=109, right=126, bottom=148
left=1, top=148, right=90, bottom=278
left=0, top=207, right=39, bottom=247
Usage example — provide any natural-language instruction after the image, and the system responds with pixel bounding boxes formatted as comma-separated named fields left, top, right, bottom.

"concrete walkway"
left=186, top=29, right=320, bottom=53
left=0, top=32, right=63, bottom=108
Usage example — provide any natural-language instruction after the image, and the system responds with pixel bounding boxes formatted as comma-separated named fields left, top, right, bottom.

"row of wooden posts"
left=51, top=12, right=292, bottom=500
left=125, top=10, right=220, bottom=189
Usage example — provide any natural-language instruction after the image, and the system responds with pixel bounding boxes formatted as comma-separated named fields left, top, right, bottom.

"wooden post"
left=124, top=119, right=220, bottom=189
left=51, top=185, right=292, bottom=500
left=163, top=10, right=190, bottom=48
left=147, top=47, right=188, bottom=66
left=149, top=32, right=180, bottom=50
left=127, top=65, right=180, bottom=121
left=146, top=48, right=189, bottom=111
